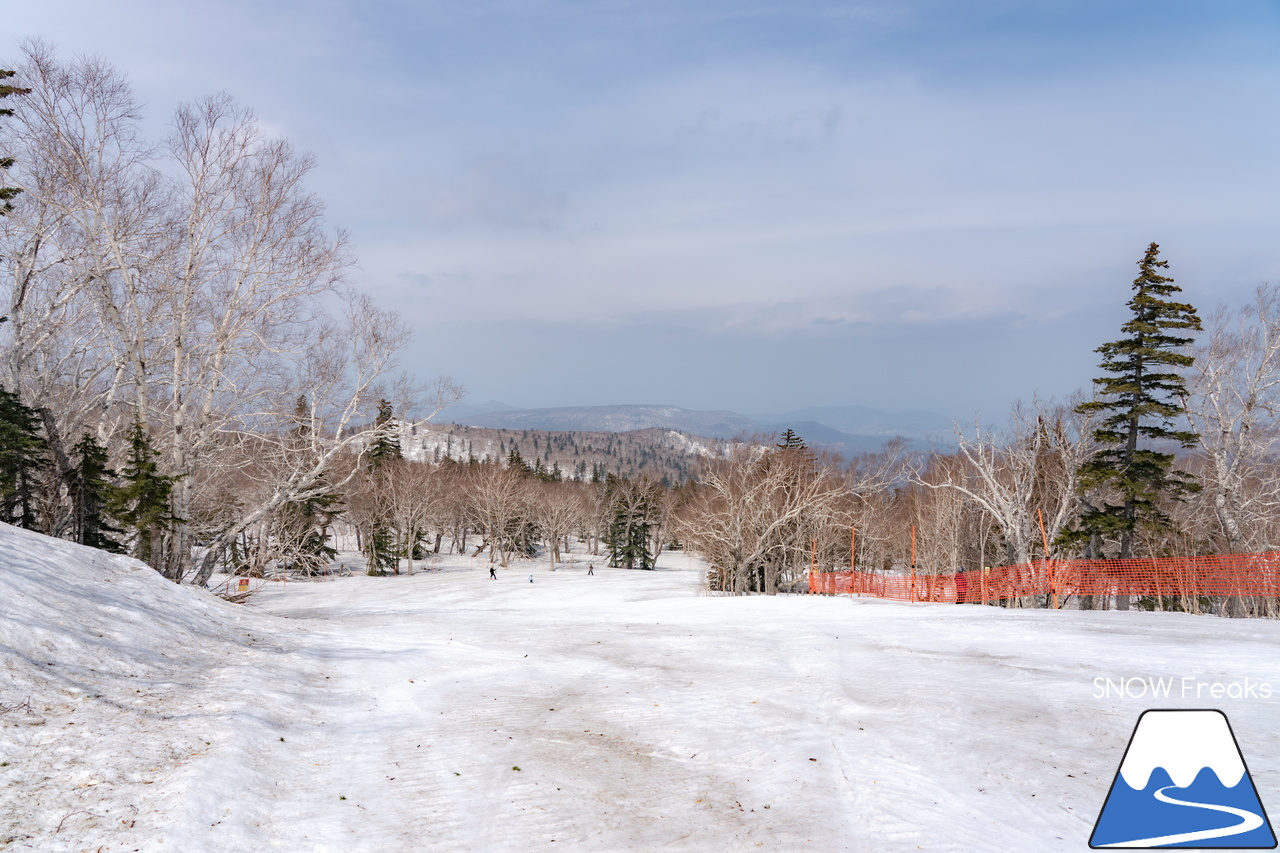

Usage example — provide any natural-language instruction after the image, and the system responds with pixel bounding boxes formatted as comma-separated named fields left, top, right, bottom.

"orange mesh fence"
left=810, top=551, right=1280, bottom=603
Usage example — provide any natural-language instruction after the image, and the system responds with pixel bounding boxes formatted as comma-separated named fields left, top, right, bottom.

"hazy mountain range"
left=438, top=402, right=954, bottom=454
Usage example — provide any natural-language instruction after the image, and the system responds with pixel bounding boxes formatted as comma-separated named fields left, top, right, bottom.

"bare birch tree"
left=535, top=481, right=587, bottom=568
left=1182, top=284, right=1280, bottom=552
left=0, top=42, right=164, bottom=479
left=918, top=398, right=1095, bottom=566
left=380, top=457, right=447, bottom=574
left=678, top=440, right=850, bottom=594
left=0, top=43, right=461, bottom=582
left=464, top=462, right=534, bottom=567
left=158, top=94, right=351, bottom=574
left=186, top=292, right=457, bottom=586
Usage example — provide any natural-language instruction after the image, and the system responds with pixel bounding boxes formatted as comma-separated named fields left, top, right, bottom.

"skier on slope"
left=489, top=566, right=497, bottom=580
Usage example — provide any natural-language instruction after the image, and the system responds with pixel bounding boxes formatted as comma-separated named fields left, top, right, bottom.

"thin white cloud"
left=7, top=0, right=1280, bottom=417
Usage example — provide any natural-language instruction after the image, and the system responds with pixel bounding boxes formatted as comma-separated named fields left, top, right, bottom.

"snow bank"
left=0, top=522, right=312, bottom=852
left=5, top=523, right=1280, bottom=851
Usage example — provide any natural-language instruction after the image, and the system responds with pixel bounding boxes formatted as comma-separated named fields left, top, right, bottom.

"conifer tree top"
left=1081, top=241, right=1202, bottom=449
left=777, top=429, right=807, bottom=451
left=0, top=69, right=29, bottom=216
left=1069, top=242, right=1202, bottom=559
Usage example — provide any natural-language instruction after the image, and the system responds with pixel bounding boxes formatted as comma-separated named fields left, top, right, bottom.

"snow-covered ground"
left=4, top=522, right=1280, bottom=852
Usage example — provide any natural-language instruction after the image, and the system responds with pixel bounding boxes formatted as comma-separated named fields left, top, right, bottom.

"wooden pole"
left=1038, top=508, right=1056, bottom=609
left=850, top=526, right=856, bottom=598
left=810, top=538, right=817, bottom=595
left=910, top=525, right=917, bottom=603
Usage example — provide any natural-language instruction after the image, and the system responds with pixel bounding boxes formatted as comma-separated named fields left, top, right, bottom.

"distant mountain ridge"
left=441, top=402, right=951, bottom=453
left=743, top=404, right=953, bottom=438
left=451, top=404, right=756, bottom=437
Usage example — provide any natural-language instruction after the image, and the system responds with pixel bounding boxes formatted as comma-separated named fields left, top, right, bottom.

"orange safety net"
left=810, top=551, right=1280, bottom=603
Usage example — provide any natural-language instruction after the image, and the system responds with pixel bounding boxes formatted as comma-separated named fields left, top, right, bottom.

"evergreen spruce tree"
left=1, top=69, right=31, bottom=325
left=276, top=396, right=340, bottom=573
left=115, top=420, right=182, bottom=571
left=69, top=432, right=125, bottom=552
left=278, top=492, right=341, bottom=573
left=361, top=399, right=402, bottom=574
left=777, top=429, right=807, bottom=451
left=367, top=399, right=402, bottom=466
left=603, top=475, right=656, bottom=570
left=1071, top=243, right=1202, bottom=566
left=507, top=447, right=532, bottom=475
left=0, top=388, right=48, bottom=529
left=0, top=69, right=29, bottom=221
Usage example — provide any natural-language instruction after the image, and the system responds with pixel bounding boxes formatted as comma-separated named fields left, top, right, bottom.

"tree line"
left=4, top=45, right=1279, bottom=616
left=403, top=422, right=727, bottom=485
left=237, top=411, right=683, bottom=577
left=680, top=245, right=1280, bottom=617
left=0, top=43, right=457, bottom=585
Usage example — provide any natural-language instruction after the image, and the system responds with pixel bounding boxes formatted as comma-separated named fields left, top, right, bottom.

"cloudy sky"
left=8, top=1, right=1280, bottom=421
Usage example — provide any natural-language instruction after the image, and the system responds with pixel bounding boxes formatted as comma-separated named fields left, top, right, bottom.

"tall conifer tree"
left=367, top=399, right=402, bottom=467
left=603, top=475, right=657, bottom=570
left=0, top=388, right=47, bottom=528
left=275, top=396, right=341, bottom=572
left=1073, top=243, right=1202, bottom=565
left=0, top=68, right=29, bottom=221
left=1, top=68, right=31, bottom=328
left=69, top=432, right=125, bottom=552
left=115, top=420, right=182, bottom=572
left=363, top=400, right=401, bottom=574
left=777, top=429, right=807, bottom=451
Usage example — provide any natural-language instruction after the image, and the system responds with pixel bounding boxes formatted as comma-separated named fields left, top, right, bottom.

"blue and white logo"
left=1090, top=709, right=1276, bottom=848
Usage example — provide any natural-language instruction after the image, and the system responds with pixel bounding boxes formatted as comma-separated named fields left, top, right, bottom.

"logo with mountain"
left=1090, top=709, right=1276, bottom=848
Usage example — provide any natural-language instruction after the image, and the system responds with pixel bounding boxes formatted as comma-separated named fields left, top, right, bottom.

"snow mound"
left=0, top=522, right=246, bottom=682
left=0, top=522, right=295, bottom=852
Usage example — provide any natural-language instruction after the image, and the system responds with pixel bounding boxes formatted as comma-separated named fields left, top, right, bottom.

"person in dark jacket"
left=954, top=567, right=970, bottom=603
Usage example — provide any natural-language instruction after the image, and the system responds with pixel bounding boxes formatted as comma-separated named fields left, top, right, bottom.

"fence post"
left=850, top=526, right=856, bottom=598
left=910, top=525, right=917, bottom=603
left=1035, top=508, right=1054, bottom=609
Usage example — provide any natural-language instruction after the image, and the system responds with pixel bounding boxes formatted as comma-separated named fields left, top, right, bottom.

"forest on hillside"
left=4, top=47, right=1280, bottom=616
left=405, top=422, right=729, bottom=485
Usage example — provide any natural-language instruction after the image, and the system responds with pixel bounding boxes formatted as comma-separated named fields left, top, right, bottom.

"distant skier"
left=489, top=566, right=497, bottom=580
left=954, top=567, right=969, bottom=603
left=587, top=564, right=594, bottom=576
left=529, top=574, right=534, bottom=583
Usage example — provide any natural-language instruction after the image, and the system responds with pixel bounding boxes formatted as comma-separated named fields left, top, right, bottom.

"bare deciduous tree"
left=535, top=481, right=588, bottom=568
left=1183, top=284, right=1280, bottom=552
left=464, top=463, right=534, bottom=567
left=918, top=398, right=1095, bottom=566
left=0, top=43, right=461, bottom=582
left=678, top=440, right=850, bottom=594
left=187, top=294, right=457, bottom=586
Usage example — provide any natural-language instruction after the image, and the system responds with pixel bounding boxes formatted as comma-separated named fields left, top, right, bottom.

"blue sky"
left=8, top=1, right=1280, bottom=421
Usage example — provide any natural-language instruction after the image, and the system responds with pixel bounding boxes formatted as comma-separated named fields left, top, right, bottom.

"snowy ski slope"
left=3, top=522, right=1280, bottom=851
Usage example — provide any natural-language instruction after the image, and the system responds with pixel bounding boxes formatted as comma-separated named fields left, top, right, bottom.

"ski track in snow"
left=6, top=524, right=1280, bottom=851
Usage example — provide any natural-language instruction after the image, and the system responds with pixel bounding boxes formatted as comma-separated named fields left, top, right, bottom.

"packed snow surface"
left=4, top=521, right=1280, bottom=851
